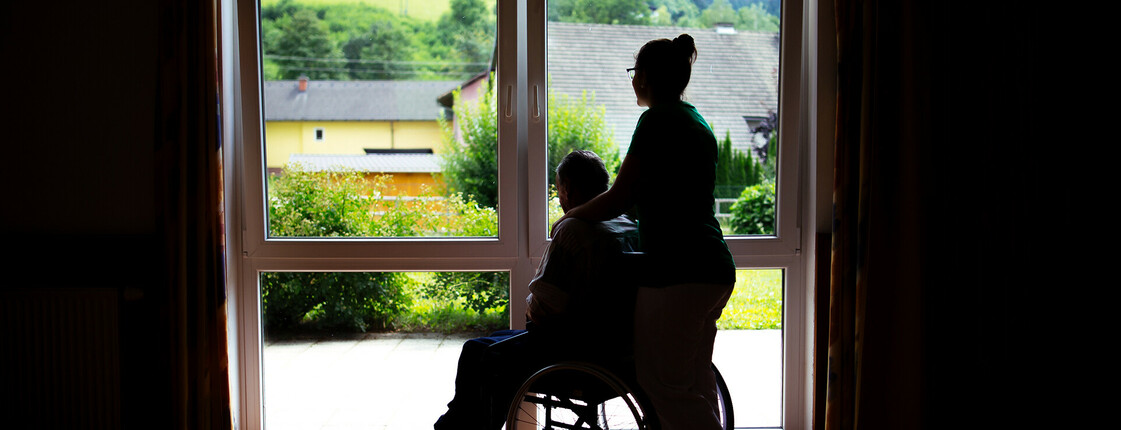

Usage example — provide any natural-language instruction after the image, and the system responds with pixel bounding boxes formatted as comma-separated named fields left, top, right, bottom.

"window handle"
left=532, top=85, right=540, bottom=119
left=504, top=85, right=513, bottom=119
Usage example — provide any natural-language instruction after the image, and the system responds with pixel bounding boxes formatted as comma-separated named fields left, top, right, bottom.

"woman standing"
left=556, top=34, right=735, bottom=430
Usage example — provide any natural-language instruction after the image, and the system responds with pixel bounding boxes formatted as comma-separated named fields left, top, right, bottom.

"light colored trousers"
left=634, top=282, right=734, bottom=430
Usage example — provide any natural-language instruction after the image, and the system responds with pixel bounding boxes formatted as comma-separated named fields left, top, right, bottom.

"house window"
left=225, top=0, right=810, bottom=428
left=313, top=127, right=324, bottom=141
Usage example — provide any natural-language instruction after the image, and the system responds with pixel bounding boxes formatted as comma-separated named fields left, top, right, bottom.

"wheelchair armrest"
left=485, top=330, right=530, bottom=350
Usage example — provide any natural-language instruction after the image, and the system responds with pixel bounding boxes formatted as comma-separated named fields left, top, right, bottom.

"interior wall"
left=0, top=1, right=169, bottom=428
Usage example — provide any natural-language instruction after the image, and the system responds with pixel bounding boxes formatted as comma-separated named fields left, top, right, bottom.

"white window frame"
left=313, top=126, right=324, bottom=141
left=222, top=1, right=821, bottom=428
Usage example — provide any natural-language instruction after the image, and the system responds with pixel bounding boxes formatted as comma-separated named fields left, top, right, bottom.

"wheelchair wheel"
left=506, top=362, right=652, bottom=430
left=713, top=363, right=734, bottom=429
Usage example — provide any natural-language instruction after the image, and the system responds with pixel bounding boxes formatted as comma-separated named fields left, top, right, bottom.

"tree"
left=736, top=2, right=780, bottom=32
left=261, top=0, right=302, bottom=21
left=714, top=129, right=762, bottom=198
left=436, top=0, right=496, bottom=67
left=440, top=75, right=622, bottom=207
left=548, top=90, right=621, bottom=189
left=355, top=19, right=418, bottom=80
left=260, top=1, right=495, bottom=81
left=649, top=0, right=702, bottom=24
left=549, top=0, right=652, bottom=25
left=701, top=0, right=738, bottom=27
left=440, top=76, right=501, bottom=208
left=271, top=9, right=343, bottom=80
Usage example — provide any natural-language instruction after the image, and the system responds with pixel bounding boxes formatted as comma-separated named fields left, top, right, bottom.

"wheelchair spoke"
left=506, top=363, right=651, bottom=430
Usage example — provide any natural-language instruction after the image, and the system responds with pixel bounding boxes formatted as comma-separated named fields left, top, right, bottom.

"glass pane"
left=545, top=0, right=781, bottom=236
left=260, top=270, right=509, bottom=429
left=259, top=0, right=499, bottom=238
left=714, top=268, right=783, bottom=427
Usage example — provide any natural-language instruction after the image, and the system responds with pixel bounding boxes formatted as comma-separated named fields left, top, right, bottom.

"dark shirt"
left=627, top=101, right=736, bottom=286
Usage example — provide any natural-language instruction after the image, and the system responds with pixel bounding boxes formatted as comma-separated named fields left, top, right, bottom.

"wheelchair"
left=501, top=252, right=732, bottom=429
left=503, top=353, right=733, bottom=430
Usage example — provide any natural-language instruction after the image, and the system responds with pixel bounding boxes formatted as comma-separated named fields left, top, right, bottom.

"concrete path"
left=263, top=330, right=781, bottom=429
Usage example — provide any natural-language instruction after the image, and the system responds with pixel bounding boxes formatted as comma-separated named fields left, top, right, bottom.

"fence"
left=715, top=197, right=738, bottom=221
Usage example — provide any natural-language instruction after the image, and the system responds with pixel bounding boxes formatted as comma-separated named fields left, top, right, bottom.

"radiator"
left=0, top=288, right=121, bottom=429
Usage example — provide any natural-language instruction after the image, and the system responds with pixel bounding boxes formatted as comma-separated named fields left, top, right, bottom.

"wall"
left=0, top=1, right=168, bottom=428
left=366, top=172, right=444, bottom=197
left=264, top=121, right=444, bottom=169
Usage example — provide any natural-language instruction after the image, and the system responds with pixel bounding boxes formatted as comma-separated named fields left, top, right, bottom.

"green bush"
left=548, top=89, right=621, bottom=186
left=423, top=271, right=509, bottom=314
left=392, top=295, right=508, bottom=334
left=439, top=75, right=501, bottom=208
left=261, top=272, right=411, bottom=333
left=263, top=165, right=501, bottom=333
left=729, top=180, right=776, bottom=235
left=267, top=166, right=371, bottom=237
left=440, top=74, right=622, bottom=207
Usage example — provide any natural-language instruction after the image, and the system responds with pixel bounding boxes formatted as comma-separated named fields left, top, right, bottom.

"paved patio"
left=263, top=330, right=782, bottom=429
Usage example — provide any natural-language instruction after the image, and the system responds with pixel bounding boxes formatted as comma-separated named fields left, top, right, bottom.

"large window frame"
left=222, top=0, right=821, bottom=428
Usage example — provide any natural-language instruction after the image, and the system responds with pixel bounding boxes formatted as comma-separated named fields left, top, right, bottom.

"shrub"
left=392, top=295, right=508, bottom=334
left=729, top=180, right=776, bottom=235
left=440, top=74, right=622, bottom=207
left=267, top=165, right=373, bottom=237
left=439, top=75, right=500, bottom=208
left=423, top=271, right=510, bottom=314
left=263, top=165, right=501, bottom=333
left=548, top=89, right=620, bottom=185
left=261, top=272, right=411, bottom=333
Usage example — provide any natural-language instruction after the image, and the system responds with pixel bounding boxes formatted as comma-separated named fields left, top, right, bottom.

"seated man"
left=434, top=150, right=639, bottom=430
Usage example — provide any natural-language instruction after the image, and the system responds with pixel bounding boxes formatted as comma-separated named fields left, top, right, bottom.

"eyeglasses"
left=626, top=68, right=637, bottom=80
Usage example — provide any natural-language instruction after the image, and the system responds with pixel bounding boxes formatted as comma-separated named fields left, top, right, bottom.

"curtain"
left=825, top=0, right=929, bottom=428
left=823, top=0, right=1037, bottom=428
left=155, top=0, right=232, bottom=428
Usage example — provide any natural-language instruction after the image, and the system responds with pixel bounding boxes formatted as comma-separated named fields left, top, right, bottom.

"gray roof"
left=264, top=80, right=460, bottom=121
left=547, top=22, right=780, bottom=154
left=288, top=153, right=442, bottom=173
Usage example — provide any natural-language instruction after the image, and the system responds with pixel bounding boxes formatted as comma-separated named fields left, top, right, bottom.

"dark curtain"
left=824, top=1, right=1033, bottom=429
left=155, top=0, right=232, bottom=428
left=826, top=0, right=924, bottom=427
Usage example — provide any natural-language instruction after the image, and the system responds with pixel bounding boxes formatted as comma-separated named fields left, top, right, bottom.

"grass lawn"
left=716, top=269, right=783, bottom=330
left=262, top=0, right=452, bottom=22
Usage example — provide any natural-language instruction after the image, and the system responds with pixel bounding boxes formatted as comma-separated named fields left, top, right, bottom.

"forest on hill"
left=260, top=0, right=779, bottom=80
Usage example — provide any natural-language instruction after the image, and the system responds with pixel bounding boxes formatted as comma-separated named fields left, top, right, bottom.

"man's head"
left=555, top=150, right=610, bottom=212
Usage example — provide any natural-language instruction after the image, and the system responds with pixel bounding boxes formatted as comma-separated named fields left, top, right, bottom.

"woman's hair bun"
left=673, top=34, right=694, bottom=49
left=672, top=34, right=697, bottom=62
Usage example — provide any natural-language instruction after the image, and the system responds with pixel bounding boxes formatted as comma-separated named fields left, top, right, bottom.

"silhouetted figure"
left=434, top=150, right=639, bottom=429
left=556, top=34, right=736, bottom=430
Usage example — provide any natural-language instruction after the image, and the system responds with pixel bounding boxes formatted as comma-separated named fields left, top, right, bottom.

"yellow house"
left=263, top=78, right=461, bottom=194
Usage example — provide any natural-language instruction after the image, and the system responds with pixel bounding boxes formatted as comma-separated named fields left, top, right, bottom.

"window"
left=313, top=127, right=324, bottom=141
left=223, top=0, right=813, bottom=428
